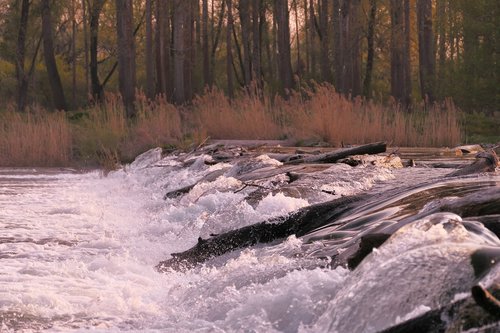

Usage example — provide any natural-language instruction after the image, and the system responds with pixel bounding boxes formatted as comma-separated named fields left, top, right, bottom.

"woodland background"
left=0, top=0, right=498, bottom=166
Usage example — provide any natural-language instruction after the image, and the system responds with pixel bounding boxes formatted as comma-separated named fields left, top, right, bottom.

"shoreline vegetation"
left=0, top=85, right=471, bottom=168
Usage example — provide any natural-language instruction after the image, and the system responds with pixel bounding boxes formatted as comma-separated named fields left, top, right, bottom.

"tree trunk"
left=275, top=0, right=294, bottom=97
left=90, top=0, right=105, bottom=102
left=173, top=0, right=186, bottom=103
left=71, top=0, right=77, bottom=107
left=183, top=0, right=194, bottom=101
left=436, top=0, right=447, bottom=96
left=16, top=0, right=30, bottom=112
left=403, top=0, right=412, bottom=105
left=294, top=0, right=302, bottom=78
left=202, top=0, right=210, bottom=87
left=155, top=0, right=171, bottom=98
left=251, top=0, right=262, bottom=90
left=319, top=0, right=331, bottom=82
left=363, top=0, right=376, bottom=97
left=145, top=0, right=154, bottom=99
left=333, top=0, right=360, bottom=96
left=333, top=0, right=342, bottom=90
left=309, top=0, right=316, bottom=77
left=390, top=0, right=412, bottom=107
left=304, top=0, right=310, bottom=75
left=82, top=0, right=89, bottom=100
left=210, top=1, right=226, bottom=84
left=239, top=0, right=252, bottom=86
left=417, top=0, right=436, bottom=102
left=115, top=0, right=137, bottom=117
left=41, top=0, right=67, bottom=111
left=347, top=0, right=361, bottom=96
left=226, top=0, right=235, bottom=98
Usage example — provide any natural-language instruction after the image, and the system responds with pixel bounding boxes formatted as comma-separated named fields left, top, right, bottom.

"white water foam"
left=0, top=150, right=497, bottom=332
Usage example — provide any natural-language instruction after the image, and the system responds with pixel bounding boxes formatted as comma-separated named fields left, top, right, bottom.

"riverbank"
left=0, top=86, right=465, bottom=167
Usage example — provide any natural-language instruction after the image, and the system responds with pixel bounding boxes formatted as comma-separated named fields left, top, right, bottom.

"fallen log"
left=284, top=142, right=387, bottom=165
left=446, top=150, right=499, bottom=177
left=156, top=194, right=367, bottom=271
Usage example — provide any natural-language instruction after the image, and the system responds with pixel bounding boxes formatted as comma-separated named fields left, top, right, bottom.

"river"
left=0, top=148, right=498, bottom=332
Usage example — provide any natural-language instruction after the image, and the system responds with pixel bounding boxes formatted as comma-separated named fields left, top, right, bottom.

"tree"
left=417, top=0, right=435, bottom=102
left=155, top=0, right=171, bottom=97
left=15, top=0, right=30, bottom=112
left=90, top=0, right=106, bottom=102
left=363, top=0, right=377, bottom=98
left=41, top=0, right=68, bottom=111
left=239, top=0, right=252, bottom=86
left=226, top=0, right=234, bottom=98
left=115, top=0, right=137, bottom=117
left=333, top=0, right=361, bottom=96
left=309, top=0, right=317, bottom=77
left=390, top=0, right=412, bottom=107
left=145, top=0, right=154, bottom=99
left=274, top=0, right=294, bottom=96
left=251, top=0, right=262, bottom=90
left=202, top=0, right=210, bottom=87
left=319, top=0, right=331, bottom=82
left=173, top=0, right=187, bottom=104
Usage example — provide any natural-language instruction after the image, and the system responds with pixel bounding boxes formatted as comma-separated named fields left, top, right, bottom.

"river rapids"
left=0, top=145, right=499, bottom=332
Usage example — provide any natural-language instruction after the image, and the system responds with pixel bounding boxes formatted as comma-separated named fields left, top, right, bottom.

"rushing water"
left=0, top=149, right=498, bottom=332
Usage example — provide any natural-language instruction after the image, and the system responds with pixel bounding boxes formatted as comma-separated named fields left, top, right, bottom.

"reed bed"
left=0, top=108, right=72, bottom=166
left=280, top=85, right=462, bottom=147
left=192, top=88, right=282, bottom=139
left=0, top=86, right=462, bottom=167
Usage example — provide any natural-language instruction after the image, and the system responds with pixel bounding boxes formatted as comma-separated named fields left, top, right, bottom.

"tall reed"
left=73, top=93, right=182, bottom=164
left=192, top=88, right=282, bottom=139
left=0, top=108, right=72, bottom=166
left=282, top=85, right=462, bottom=147
left=0, top=87, right=462, bottom=167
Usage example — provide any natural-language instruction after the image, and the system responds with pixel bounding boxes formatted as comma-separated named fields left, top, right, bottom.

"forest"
left=0, top=0, right=498, bottom=166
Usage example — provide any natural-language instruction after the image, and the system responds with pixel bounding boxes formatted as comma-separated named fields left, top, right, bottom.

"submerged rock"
left=312, top=213, right=500, bottom=333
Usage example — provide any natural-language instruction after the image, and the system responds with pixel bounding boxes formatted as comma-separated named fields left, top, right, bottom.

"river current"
left=0, top=149, right=498, bottom=332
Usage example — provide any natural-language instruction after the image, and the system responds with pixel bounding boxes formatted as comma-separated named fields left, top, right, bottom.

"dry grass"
left=191, top=85, right=461, bottom=147
left=0, top=87, right=462, bottom=167
left=192, top=88, right=282, bottom=139
left=74, top=93, right=182, bottom=164
left=124, top=93, right=182, bottom=160
left=0, top=108, right=72, bottom=166
left=282, top=85, right=462, bottom=147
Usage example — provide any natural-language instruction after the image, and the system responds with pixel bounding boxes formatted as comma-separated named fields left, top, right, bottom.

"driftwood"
left=284, top=142, right=387, bottom=165
left=158, top=187, right=500, bottom=272
left=156, top=194, right=367, bottom=271
left=446, top=150, right=499, bottom=177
